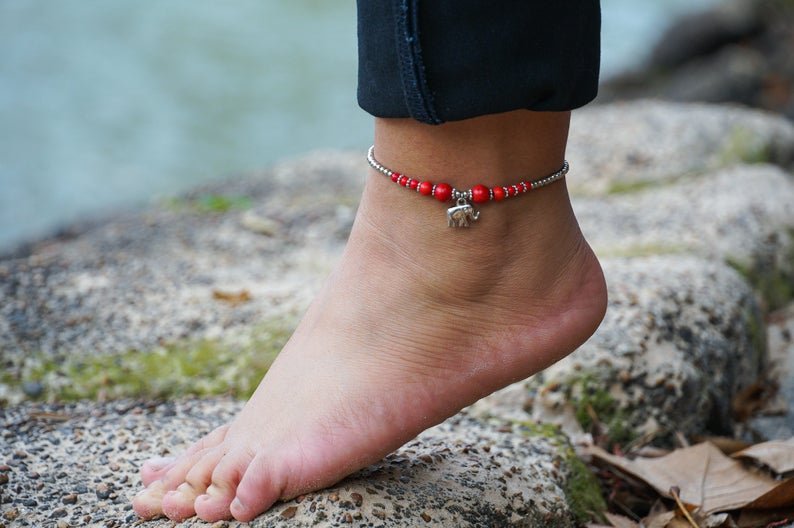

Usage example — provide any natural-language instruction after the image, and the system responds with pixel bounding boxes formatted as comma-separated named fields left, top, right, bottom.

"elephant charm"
left=447, top=197, right=480, bottom=227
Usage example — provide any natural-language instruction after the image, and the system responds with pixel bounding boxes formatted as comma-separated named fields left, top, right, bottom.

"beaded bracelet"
left=366, top=146, right=569, bottom=227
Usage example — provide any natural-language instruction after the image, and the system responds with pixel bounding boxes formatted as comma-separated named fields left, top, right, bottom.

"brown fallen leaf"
left=670, top=486, right=700, bottom=528
left=643, top=510, right=676, bottom=528
left=736, top=507, right=794, bottom=528
left=691, top=436, right=753, bottom=456
left=587, top=442, right=794, bottom=514
left=603, top=512, right=639, bottom=528
left=212, top=289, right=252, bottom=304
left=732, top=438, right=794, bottom=475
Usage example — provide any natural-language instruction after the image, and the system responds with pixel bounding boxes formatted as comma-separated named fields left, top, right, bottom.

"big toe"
left=194, top=448, right=255, bottom=522
left=230, top=454, right=284, bottom=522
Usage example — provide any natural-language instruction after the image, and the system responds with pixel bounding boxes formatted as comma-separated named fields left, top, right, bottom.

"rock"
left=574, top=164, right=794, bottom=309
left=648, top=0, right=764, bottom=69
left=95, top=483, right=111, bottom=500
left=0, top=399, right=595, bottom=528
left=599, top=0, right=794, bottom=120
left=21, top=380, right=43, bottom=398
left=567, top=101, right=794, bottom=196
left=62, top=493, right=78, bottom=505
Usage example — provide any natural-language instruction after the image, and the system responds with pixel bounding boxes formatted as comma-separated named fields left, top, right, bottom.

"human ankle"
left=373, top=109, right=571, bottom=189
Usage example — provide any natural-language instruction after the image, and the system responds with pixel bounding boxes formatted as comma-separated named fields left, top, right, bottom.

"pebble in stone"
left=350, top=492, right=363, bottom=507
left=95, top=483, right=111, bottom=500
left=62, top=493, right=78, bottom=505
left=21, top=381, right=43, bottom=398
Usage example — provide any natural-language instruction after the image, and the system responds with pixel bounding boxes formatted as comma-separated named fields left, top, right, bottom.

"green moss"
left=606, top=179, right=658, bottom=195
left=552, top=374, right=636, bottom=446
left=561, top=446, right=607, bottom=525
left=515, top=421, right=606, bottom=524
left=165, top=193, right=253, bottom=214
left=516, top=420, right=568, bottom=442
left=719, top=126, right=771, bottom=166
left=727, top=252, right=794, bottom=311
left=16, top=320, right=293, bottom=402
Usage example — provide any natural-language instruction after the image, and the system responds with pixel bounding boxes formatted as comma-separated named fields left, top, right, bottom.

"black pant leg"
left=357, top=0, right=601, bottom=124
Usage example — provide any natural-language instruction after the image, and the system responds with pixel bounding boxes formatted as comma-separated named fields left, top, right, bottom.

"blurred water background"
left=0, top=0, right=720, bottom=249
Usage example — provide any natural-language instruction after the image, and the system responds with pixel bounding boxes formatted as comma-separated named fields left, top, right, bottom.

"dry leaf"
left=666, top=519, right=694, bottom=528
left=692, top=436, right=753, bottom=455
left=587, top=442, right=794, bottom=514
left=736, top=507, right=794, bottom=528
left=699, top=512, right=731, bottom=528
left=212, top=289, right=252, bottom=304
left=643, top=510, right=675, bottom=528
left=604, top=512, right=639, bottom=528
left=732, top=438, right=794, bottom=474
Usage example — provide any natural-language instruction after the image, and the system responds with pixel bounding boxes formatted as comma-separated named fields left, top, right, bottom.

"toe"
left=140, top=456, right=176, bottom=487
left=139, top=424, right=228, bottom=487
left=230, top=454, right=283, bottom=522
left=133, top=445, right=218, bottom=519
left=132, top=479, right=169, bottom=520
left=194, top=448, right=255, bottom=522
left=160, top=447, right=225, bottom=521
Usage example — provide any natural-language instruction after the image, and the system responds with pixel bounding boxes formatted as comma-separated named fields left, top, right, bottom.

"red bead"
left=398, top=175, right=409, bottom=186
left=419, top=181, right=433, bottom=196
left=471, top=184, right=489, bottom=203
left=509, top=185, right=519, bottom=197
left=409, top=179, right=419, bottom=190
left=521, top=182, right=529, bottom=192
left=391, top=172, right=400, bottom=183
left=492, top=186, right=506, bottom=201
left=433, top=183, right=452, bottom=202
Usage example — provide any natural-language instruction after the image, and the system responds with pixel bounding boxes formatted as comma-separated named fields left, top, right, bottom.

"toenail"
left=232, top=497, right=245, bottom=511
left=145, top=456, right=175, bottom=470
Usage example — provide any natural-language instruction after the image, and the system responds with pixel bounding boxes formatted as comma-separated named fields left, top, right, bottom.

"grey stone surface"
left=0, top=151, right=366, bottom=404
left=0, top=400, right=584, bottom=528
left=566, top=100, right=794, bottom=196
left=538, top=256, right=763, bottom=441
left=575, top=164, right=794, bottom=308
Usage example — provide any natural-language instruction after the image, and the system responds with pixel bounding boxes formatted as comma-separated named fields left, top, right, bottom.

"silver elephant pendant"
left=447, top=197, right=480, bottom=227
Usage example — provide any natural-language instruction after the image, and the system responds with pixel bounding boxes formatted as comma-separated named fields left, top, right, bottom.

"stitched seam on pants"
left=394, top=0, right=441, bottom=124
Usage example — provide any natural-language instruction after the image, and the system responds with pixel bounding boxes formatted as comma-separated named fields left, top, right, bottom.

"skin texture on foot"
left=132, top=110, right=608, bottom=522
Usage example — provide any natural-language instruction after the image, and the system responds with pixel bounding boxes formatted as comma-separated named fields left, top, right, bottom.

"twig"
left=670, top=486, right=700, bottom=528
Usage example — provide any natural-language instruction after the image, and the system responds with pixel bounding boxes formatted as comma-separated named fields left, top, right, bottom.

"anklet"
left=366, top=146, right=569, bottom=227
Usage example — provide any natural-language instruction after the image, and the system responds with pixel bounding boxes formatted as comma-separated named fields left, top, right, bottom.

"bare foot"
left=133, top=111, right=607, bottom=522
